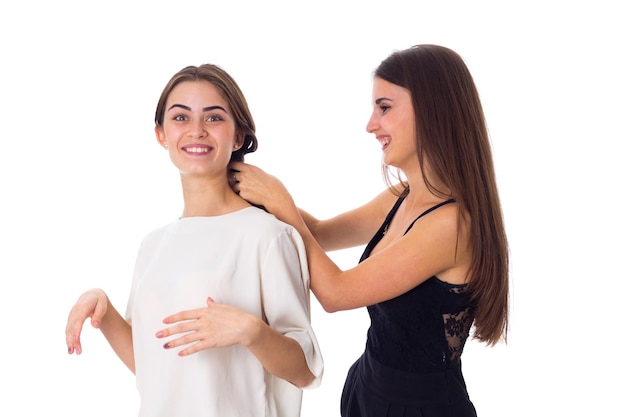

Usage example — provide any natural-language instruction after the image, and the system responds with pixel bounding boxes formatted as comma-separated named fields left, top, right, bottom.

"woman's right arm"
left=231, top=162, right=468, bottom=313
left=232, top=161, right=396, bottom=252
left=298, top=188, right=396, bottom=252
left=66, top=288, right=135, bottom=373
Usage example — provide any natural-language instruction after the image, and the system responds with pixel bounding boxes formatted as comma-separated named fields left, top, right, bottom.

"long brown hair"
left=154, top=64, right=258, bottom=162
left=376, top=44, right=509, bottom=346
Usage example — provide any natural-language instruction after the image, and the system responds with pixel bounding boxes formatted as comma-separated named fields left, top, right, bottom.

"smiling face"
left=155, top=80, right=243, bottom=179
left=366, top=77, right=418, bottom=171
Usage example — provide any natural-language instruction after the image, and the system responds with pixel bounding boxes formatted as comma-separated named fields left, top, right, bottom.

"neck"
left=179, top=176, right=249, bottom=218
left=403, top=170, right=450, bottom=207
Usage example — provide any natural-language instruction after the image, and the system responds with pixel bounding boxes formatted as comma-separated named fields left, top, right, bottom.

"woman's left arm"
left=156, top=298, right=317, bottom=388
left=245, top=316, right=316, bottom=388
left=156, top=229, right=323, bottom=389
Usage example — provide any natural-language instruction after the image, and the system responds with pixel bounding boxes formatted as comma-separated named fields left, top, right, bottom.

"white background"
left=1, top=1, right=624, bottom=416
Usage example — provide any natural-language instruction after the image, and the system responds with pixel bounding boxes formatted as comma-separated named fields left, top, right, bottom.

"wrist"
left=242, top=314, right=264, bottom=347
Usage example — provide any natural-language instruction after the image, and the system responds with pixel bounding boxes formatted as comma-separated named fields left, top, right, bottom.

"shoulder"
left=407, top=200, right=465, bottom=239
left=240, top=208, right=304, bottom=241
left=242, top=207, right=292, bottom=230
left=139, top=221, right=176, bottom=245
left=240, top=210, right=307, bottom=267
left=404, top=200, right=471, bottom=284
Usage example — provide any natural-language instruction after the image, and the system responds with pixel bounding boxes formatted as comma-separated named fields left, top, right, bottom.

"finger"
left=66, top=328, right=83, bottom=355
left=162, top=332, right=204, bottom=354
left=67, top=334, right=82, bottom=355
left=206, top=297, right=215, bottom=305
left=156, top=317, right=200, bottom=339
left=66, top=308, right=87, bottom=355
left=162, top=308, right=202, bottom=325
left=90, top=298, right=108, bottom=329
left=175, top=341, right=205, bottom=357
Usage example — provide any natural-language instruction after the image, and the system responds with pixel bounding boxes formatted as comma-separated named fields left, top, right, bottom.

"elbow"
left=312, top=276, right=352, bottom=313
left=321, top=302, right=341, bottom=313
left=314, top=294, right=343, bottom=313
left=291, top=369, right=316, bottom=389
left=312, top=286, right=347, bottom=313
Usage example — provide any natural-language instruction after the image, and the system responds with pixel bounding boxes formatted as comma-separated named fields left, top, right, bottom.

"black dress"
left=340, top=196, right=477, bottom=417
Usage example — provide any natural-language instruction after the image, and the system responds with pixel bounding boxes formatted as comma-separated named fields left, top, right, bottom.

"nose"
left=189, top=118, right=208, bottom=138
left=366, top=111, right=378, bottom=134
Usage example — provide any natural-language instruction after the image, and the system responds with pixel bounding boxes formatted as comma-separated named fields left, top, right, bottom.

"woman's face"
left=155, top=80, right=243, bottom=178
left=366, top=77, right=417, bottom=170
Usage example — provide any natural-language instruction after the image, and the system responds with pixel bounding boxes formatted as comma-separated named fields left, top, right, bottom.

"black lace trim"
left=443, top=304, right=474, bottom=363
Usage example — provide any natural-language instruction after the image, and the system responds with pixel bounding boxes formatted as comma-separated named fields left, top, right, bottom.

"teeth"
left=186, top=147, right=209, bottom=153
left=379, top=139, right=389, bottom=146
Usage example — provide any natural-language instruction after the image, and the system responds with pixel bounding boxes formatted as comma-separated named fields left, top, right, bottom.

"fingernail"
left=163, top=342, right=170, bottom=349
left=156, top=331, right=163, bottom=338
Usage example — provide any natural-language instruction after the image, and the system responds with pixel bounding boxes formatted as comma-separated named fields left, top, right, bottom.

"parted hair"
left=376, top=44, right=509, bottom=346
left=154, top=64, right=258, bottom=162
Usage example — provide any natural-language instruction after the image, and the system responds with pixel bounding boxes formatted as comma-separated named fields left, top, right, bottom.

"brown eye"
left=206, top=114, right=223, bottom=122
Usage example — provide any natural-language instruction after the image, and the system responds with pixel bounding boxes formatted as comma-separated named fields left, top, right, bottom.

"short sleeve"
left=124, top=232, right=159, bottom=322
left=260, top=227, right=324, bottom=389
left=125, top=241, right=146, bottom=322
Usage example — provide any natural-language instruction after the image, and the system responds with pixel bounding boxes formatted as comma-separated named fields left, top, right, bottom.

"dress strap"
left=404, top=199, right=456, bottom=235
left=358, top=195, right=406, bottom=263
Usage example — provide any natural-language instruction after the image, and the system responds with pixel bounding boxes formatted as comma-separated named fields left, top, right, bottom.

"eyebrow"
left=167, top=104, right=228, bottom=113
left=375, top=97, right=392, bottom=105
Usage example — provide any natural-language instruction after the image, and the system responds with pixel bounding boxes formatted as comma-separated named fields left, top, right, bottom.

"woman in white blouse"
left=65, top=64, right=323, bottom=417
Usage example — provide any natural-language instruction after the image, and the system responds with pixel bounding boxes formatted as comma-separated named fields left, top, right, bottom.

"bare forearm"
left=298, top=209, right=333, bottom=251
left=298, top=207, right=381, bottom=252
left=298, top=209, right=319, bottom=237
left=298, top=227, right=348, bottom=312
left=247, top=318, right=314, bottom=388
left=99, top=301, right=135, bottom=373
left=281, top=210, right=345, bottom=312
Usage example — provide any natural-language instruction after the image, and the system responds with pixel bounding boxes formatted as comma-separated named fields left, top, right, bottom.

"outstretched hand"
left=229, top=162, right=298, bottom=224
left=156, top=297, right=259, bottom=357
left=66, top=288, right=109, bottom=355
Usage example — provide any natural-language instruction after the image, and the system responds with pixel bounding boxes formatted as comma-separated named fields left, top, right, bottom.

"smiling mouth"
left=184, top=146, right=210, bottom=153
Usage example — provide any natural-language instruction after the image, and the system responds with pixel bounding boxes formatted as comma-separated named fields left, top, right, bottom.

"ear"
left=233, top=132, right=245, bottom=151
left=155, top=126, right=168, bottom=149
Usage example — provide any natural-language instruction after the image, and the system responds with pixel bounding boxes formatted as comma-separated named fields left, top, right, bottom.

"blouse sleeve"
left=260, top=226, right=324, bottom=389
left=124, top=238, right=149, bottom=322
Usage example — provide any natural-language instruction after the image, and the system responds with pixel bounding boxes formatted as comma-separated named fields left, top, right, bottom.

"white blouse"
left=126, top=207, right=323, bottom=417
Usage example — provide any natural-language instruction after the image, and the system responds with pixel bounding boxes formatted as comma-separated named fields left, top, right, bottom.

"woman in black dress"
left=232, top=44, right=509, bottom=417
